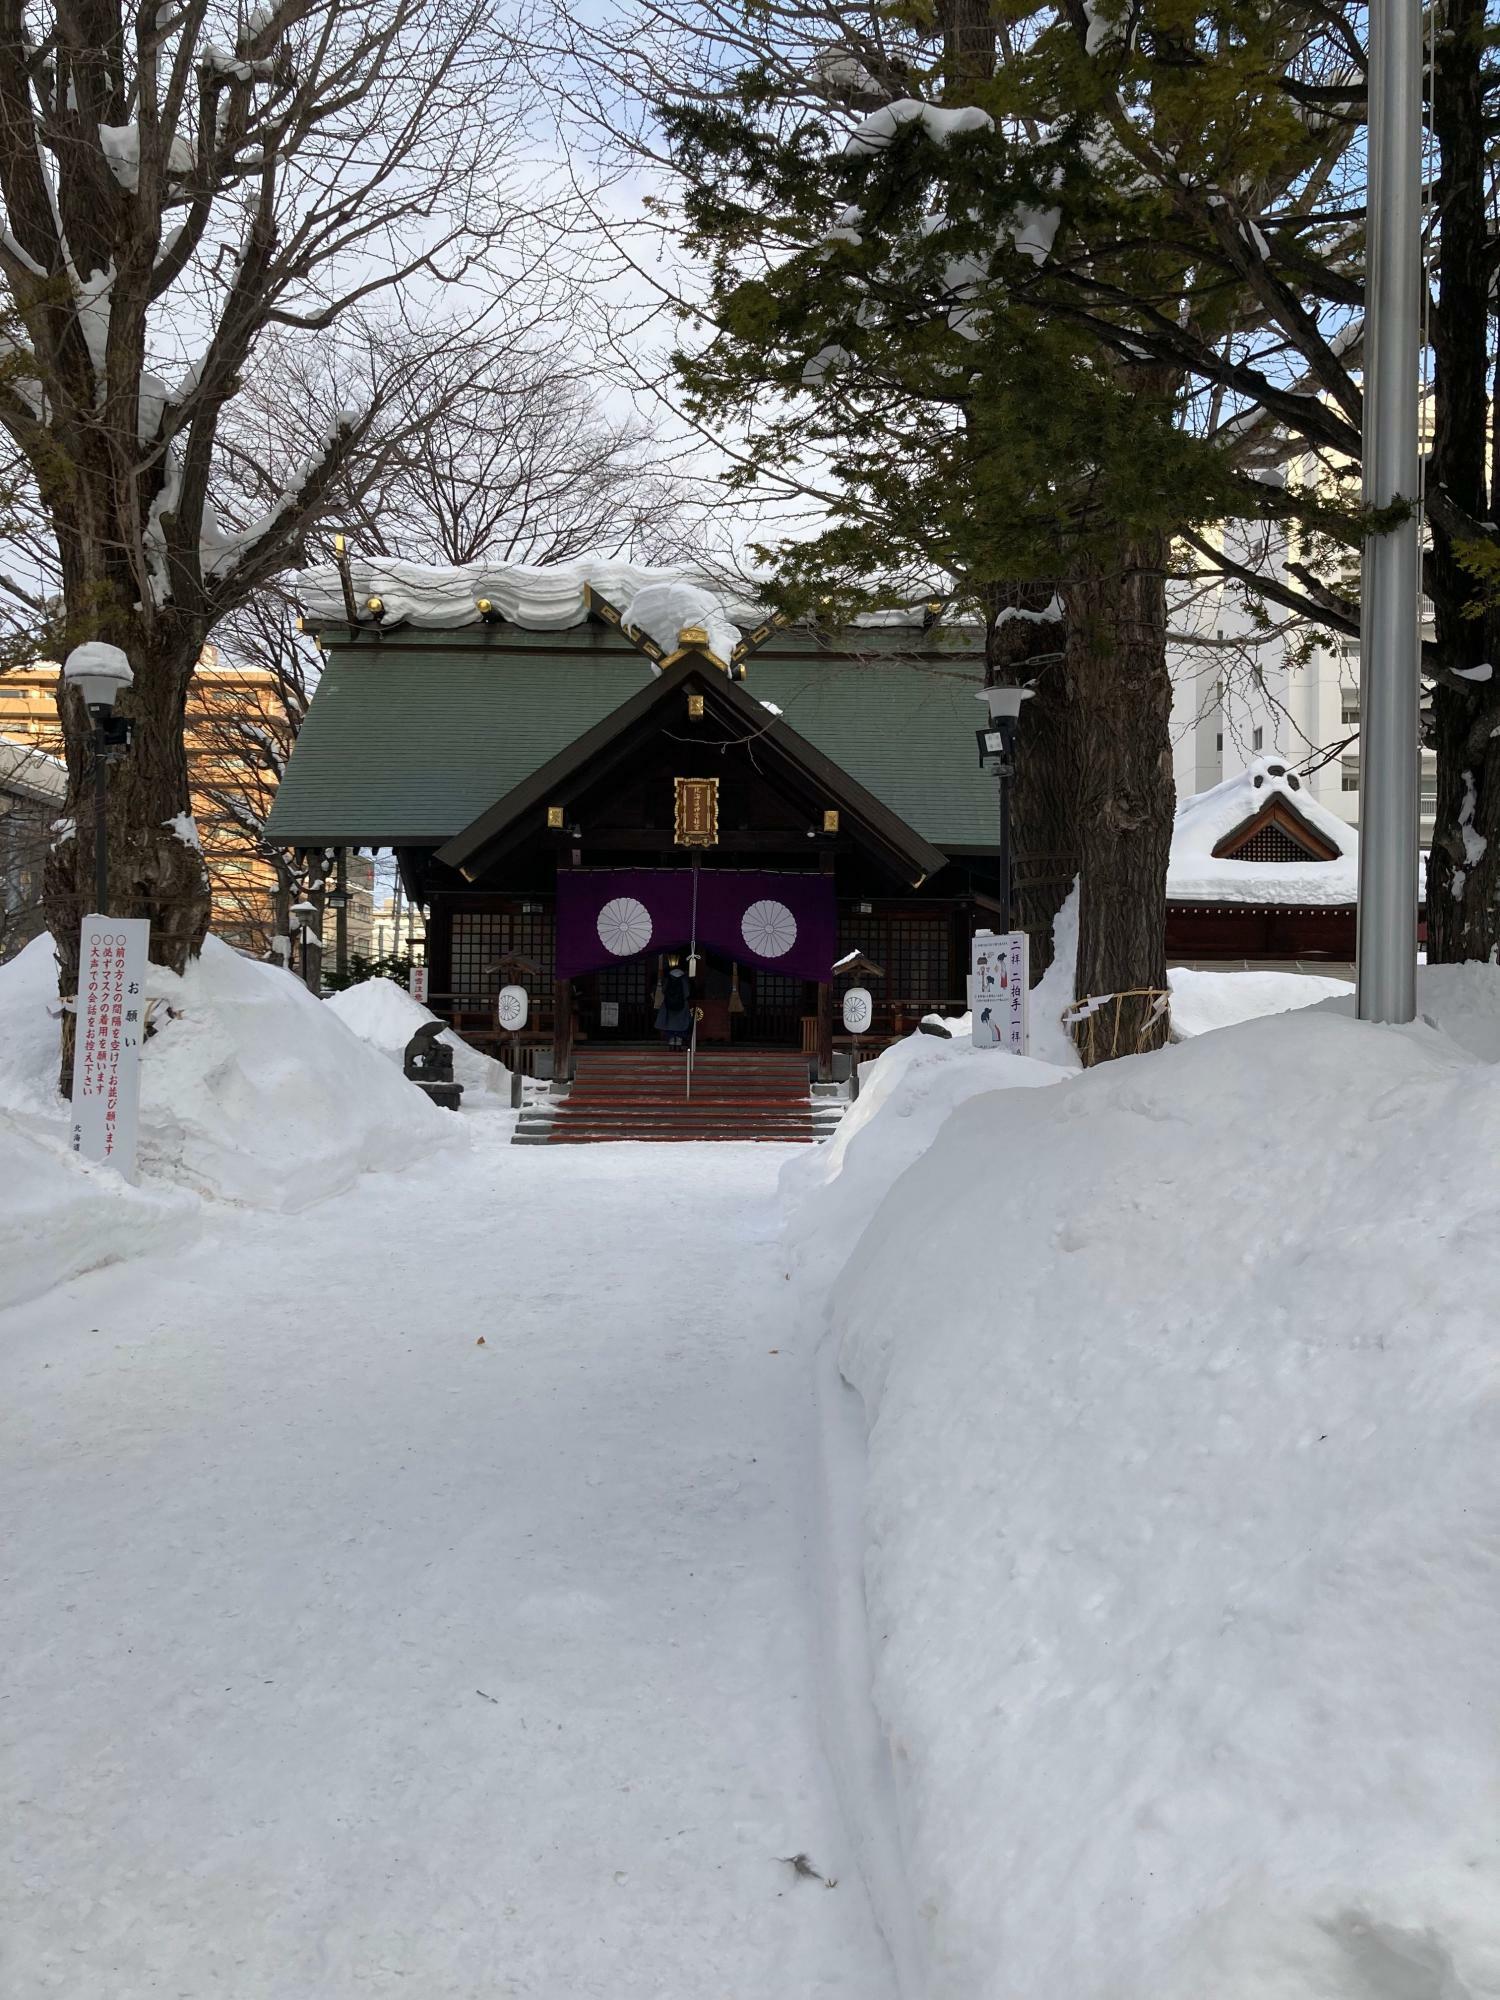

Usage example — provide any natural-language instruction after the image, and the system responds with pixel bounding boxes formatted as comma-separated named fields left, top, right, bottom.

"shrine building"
left=266, top=563, right=1004, bottom=1078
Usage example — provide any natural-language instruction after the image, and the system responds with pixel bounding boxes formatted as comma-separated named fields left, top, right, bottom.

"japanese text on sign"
left=70, top=914, right=149, bottom=1182
left=970, top=929, right=1029, bottom=1056
left=673, top=776, right=719, bottom=848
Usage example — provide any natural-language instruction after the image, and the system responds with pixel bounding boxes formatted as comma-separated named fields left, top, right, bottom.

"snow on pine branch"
left=844, top=101, right=995, bottom=156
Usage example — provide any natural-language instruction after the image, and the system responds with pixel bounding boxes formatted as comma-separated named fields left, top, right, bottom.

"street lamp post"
left=328, top=849, right=350, bottom=979
left=975, top=683, right=1033, bottom=935
left=61, top=643, right=134, bottom=916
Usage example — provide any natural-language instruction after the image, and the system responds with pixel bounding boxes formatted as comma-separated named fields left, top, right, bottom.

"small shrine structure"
left=267, top=562, right=1004, bottom=1077
left=1165, top=758, right=1359, bottom=964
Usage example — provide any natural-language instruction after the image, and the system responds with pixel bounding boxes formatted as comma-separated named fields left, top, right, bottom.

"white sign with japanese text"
left=70, top=914, right=148, bottom=1182
left=970, top=929, right=1029, bottom=1056
left=408, top=964, right=429, bottom=1005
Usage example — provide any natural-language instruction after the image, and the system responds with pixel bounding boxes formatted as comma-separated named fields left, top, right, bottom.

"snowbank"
left=1169, top=964, right=1352, bottom=1037
left=821, top=1011, right=1500, bottom=1999
left=780, top=1029, right=1065, bottom=1298
left=1317, top=958, right=1500, bottom=1065
left=325, top=977, right=508, bottom=1094
left=0, top=1111, right=197, bottom=1315
left=0, top=935, right=459, bottom=1213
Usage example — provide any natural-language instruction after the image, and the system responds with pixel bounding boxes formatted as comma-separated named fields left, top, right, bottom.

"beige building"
left=0, top=652, right=376, bottom=959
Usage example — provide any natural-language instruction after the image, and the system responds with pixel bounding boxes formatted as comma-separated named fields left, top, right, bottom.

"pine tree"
left=645, top=0, right=1353, bottom=1053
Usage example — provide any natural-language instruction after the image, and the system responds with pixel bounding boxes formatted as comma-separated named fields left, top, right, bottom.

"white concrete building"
left=1170, top=581, right=1438, bottom=852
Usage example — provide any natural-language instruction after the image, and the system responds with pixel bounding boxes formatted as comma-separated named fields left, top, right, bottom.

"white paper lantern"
left=842, top=986, right=873, bottom=1034
left=497, top=984, right=530, bottom=1032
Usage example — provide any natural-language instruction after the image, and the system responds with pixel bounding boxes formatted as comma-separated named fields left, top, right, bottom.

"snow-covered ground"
left=325, top=974, right=516, bottom=1097
left=0, top=935, right=459, bottom=1214
left=11, top=914, right=1498, bottom=2000
left=788, top=989, right=1500, bottom=2000
left=1168, top=963, right=1352, bottom=1037
left=0, top=1137, right=895, bottom=1999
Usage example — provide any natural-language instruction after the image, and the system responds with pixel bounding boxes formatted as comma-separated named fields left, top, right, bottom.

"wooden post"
left=553, top=977, right=573, bottom=1082
left=816, top=978, right=834, bottom=1082
left=509, top=1030, right=523, bottom=1109
left=816, top=847, right=836, bottom=1081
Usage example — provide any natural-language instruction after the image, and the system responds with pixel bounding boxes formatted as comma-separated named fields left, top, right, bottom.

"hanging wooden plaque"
left=674, top=776, right=719, bottom=847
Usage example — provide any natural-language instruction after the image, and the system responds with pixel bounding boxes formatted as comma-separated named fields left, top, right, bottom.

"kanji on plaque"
left=673, top=776, right=719, bottom=848
left=70, top=914, right=149, bottom=1182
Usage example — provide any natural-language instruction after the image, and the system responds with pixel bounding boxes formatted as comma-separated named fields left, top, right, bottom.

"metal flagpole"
left=1356, top=0, right=1422, bottom=1024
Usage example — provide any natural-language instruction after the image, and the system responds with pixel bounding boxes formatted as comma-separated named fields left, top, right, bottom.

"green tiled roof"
left=266, top=622, right=998, bottom=853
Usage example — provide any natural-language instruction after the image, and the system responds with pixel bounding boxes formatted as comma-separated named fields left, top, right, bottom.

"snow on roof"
left=295, top=558, right=767, bottom=648
left=0, top=739, right=67, bottom=801
left=1168, top=757, right=1358, bottom=906
left=294, top=557, right=959, bottom=646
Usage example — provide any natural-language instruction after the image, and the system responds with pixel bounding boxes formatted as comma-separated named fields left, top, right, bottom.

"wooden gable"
left=1211, top=796, right=1342, bottom=867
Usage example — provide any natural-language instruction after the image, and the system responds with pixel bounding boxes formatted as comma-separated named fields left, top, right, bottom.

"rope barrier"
left=1061, top=986, right=1171, bottom=1063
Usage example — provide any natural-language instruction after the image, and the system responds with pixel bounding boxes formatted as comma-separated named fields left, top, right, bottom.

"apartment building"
left=0, top=654, right=374, bottom=957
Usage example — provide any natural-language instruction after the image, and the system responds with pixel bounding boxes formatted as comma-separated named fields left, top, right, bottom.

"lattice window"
left=450, top=906, right=554, bottom=1007
left=1233, top=822, right=1320, bottom=865
left=838, top=909, right=950, bottom=1008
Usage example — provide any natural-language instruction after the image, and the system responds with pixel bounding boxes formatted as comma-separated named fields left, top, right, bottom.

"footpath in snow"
left=1, top=1138, right=895, bottom=2000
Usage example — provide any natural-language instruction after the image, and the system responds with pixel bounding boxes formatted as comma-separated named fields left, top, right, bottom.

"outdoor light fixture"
left=325, top=888, right=349, bottom=912
left=64, top=641, right=134, bottom=717
left=63, top=642, right=135, bottom=916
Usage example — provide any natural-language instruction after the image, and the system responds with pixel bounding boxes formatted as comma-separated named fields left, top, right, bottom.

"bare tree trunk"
left=1062, top=538, right=1174, bottom=1065
left=996, top=597, right=1078, bottom=983
left=43, top=617, right=211, bottom=1088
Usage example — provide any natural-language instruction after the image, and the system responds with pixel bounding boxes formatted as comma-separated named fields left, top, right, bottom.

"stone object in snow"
left=404, top=1021, right=463, bottom=1110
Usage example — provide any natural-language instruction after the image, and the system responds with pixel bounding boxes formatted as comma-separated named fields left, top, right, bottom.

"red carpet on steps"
left=542, top=1046, right=829, bottom=1144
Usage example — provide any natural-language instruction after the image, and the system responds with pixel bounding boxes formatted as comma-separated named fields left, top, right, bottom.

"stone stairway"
left=514, top=1046, right=846, bottom=1145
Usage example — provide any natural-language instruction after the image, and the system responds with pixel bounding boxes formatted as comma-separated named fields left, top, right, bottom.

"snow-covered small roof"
left=0, top=738, right=66, bottom=802
left=1168, top=758, right=1358, bottom=907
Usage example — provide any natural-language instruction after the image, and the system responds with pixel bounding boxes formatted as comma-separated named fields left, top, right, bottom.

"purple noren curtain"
left=556, top=869, right=837, bottom=982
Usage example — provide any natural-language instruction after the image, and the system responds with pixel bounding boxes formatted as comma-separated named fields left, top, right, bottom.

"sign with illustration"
left=70, top=914, right=149, bottom=1181
left=970, top=929, right=1029, bottom=1056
